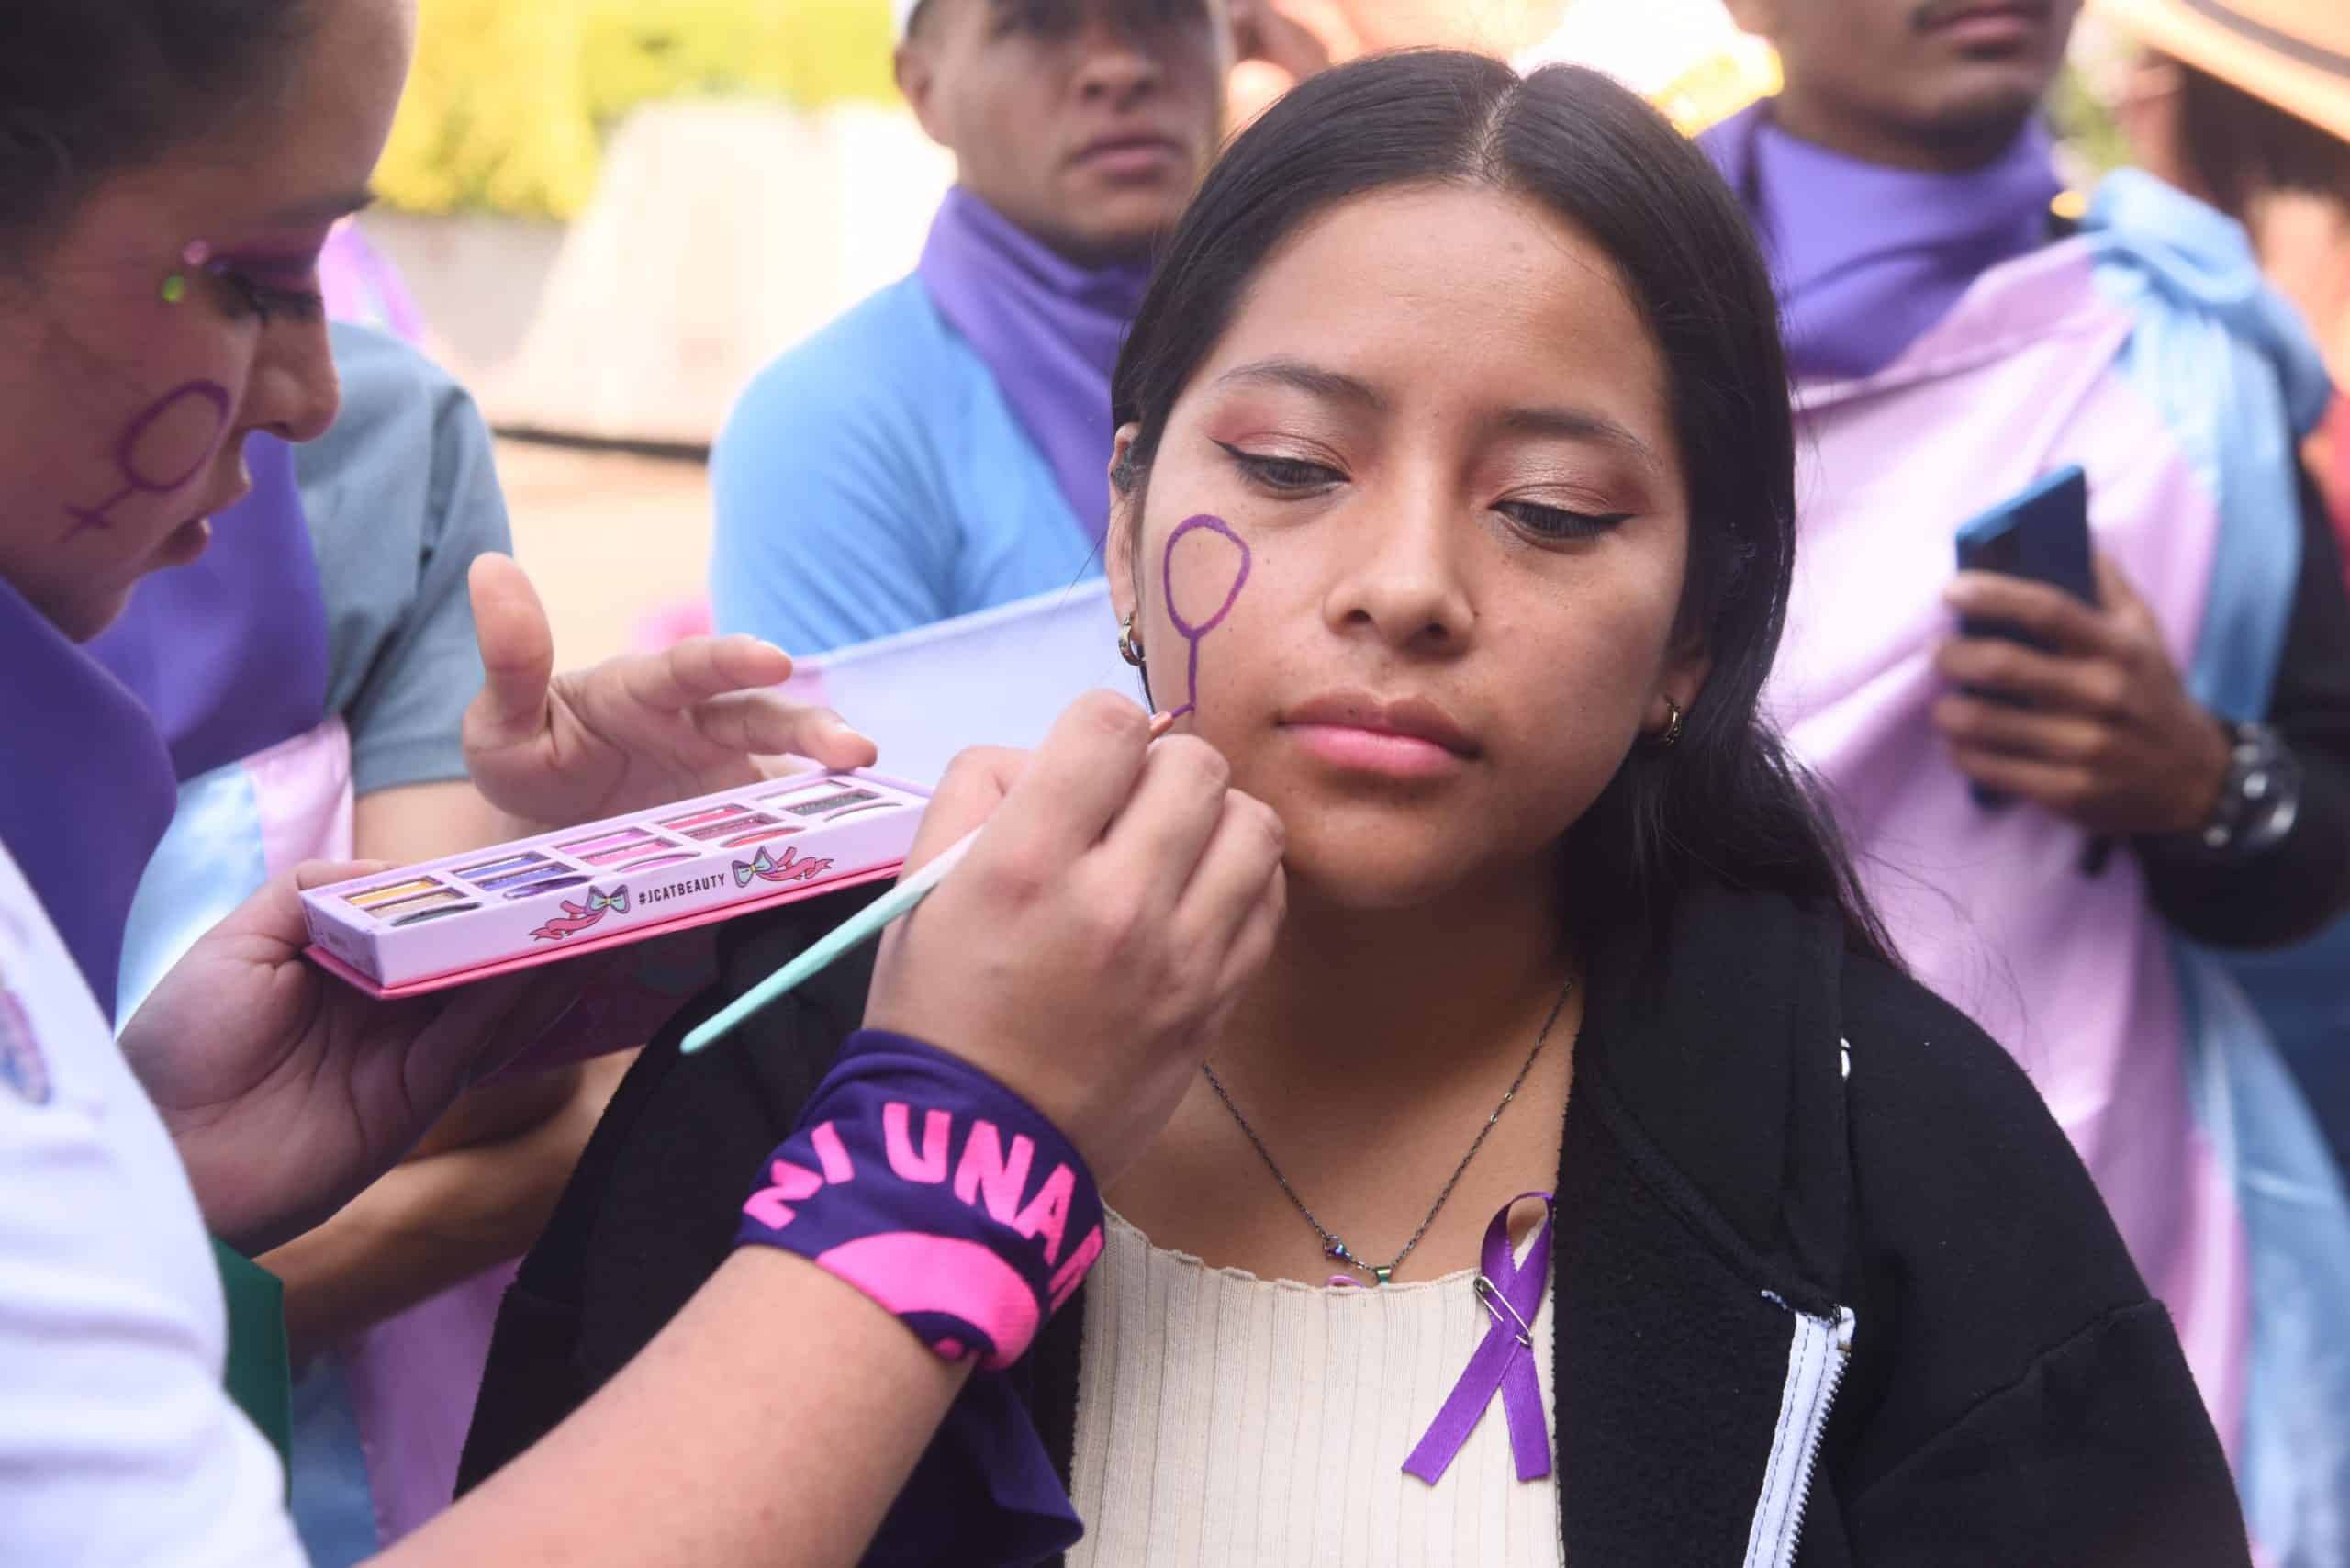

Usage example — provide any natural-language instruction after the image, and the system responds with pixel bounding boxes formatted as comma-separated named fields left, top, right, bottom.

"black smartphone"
left=1952, top=465, right=2095, bottom=811
left=1953, top=465, right=2095, bottom=614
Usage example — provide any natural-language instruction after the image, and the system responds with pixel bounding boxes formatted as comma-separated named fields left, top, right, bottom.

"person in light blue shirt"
left=713, top=0, right=1315, bottom=655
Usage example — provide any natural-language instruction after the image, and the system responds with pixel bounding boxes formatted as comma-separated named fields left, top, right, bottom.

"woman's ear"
left=1653, top=635, right=1712, bottom=737
left=1107, top=424, right=1144, bottom=622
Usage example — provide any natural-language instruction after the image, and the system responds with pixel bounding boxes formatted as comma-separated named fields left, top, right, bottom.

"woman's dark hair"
left=0, top=0, right=314, bottom=256
left=1112, top=50, right=1896, bottom=965
left=2173, top=58, right=2350, bottom=216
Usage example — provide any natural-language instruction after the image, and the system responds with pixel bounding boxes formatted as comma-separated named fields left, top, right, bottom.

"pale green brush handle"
left=677, top=824, right=979, bottom=1056
left=681, top=711, right=1174, bottom=1058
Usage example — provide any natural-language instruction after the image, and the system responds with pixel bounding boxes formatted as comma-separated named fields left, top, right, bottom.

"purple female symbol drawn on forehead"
left=63, top=380, right=234, bottom=540
left=1161, top=513, right=1252, bottom=722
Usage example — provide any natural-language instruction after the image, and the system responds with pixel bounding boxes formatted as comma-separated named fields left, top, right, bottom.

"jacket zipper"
left=1740, top=1300, right=1857, bottom=1568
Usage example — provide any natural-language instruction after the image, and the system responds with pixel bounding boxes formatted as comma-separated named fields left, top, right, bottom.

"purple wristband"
left=736, top=1029, right=1106, bottom=1369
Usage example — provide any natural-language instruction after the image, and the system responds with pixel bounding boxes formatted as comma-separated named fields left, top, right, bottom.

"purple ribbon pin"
left=1403, top=1192, right=1555, bottom=1485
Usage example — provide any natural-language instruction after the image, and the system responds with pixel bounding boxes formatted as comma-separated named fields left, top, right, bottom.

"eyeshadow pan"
left=457, top=851, right=549, bottom=884
left=472, top=865, right=572, bottom=891
left=393, top=902, right=479, bottom=927
left=759, top=776, right=849, bottom=806
left=505, top=876, right=589, bottom=901
left=583, top=841, right=673, bottom=866
left=347, top=878, right=445, bottom=910
left=367, top=887, right=468, bottom=920
left=720, top=824, right=803, bottom=848
left=822, top=801, right=903, bottom=823
left=682, top=812, right=778, bottom=842
left=660, top=803, right=750, bottom=831
left=615, top=852, right=697, bottom=872
left=781, top=789, right=879, bottom=818
left=558, top=826, right=656, bottom=857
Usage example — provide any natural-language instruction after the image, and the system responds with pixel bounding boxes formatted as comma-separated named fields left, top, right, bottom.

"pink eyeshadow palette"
left=301, top=770, right=931, bottom=998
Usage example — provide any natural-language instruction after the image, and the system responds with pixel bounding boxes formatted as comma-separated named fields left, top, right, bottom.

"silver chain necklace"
left=1200, top=980, right=1574, bottom=1286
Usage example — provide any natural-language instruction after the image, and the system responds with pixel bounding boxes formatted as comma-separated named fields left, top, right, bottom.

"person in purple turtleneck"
left=1705, top=0, right=2350, bottom=1555
left=710, top=0, right=1320, bottom=655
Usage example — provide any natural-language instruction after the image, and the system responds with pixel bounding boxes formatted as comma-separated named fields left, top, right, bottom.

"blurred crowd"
left=4, top=0, right=2348, bottom=1564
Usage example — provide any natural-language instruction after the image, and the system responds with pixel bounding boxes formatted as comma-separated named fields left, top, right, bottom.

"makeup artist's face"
left=899, top=0, right=1233, bottom=266
left=1109, top=183, right=1702, bottom=911
left=0, top=0, right=414, bottom=643
left=1724, top=0, right=2078, bottom=168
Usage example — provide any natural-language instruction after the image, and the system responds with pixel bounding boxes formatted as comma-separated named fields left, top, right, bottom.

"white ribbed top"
left=1066, top=1212, right=1564, bottom=1567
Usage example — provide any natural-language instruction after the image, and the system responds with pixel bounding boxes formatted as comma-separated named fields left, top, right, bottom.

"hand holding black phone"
left=1951, top=465, right=2097, bottom=814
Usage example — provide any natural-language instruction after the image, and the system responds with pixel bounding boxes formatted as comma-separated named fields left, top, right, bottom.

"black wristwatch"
left=2199, top=720, right=2301, bottom=857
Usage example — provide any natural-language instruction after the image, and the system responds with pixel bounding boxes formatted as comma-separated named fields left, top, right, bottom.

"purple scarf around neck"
left=0, top=431, right=331, bottom=1016
left=0, top=576, right=177, bottom=1019
left=917, top=187, right=1153, bottom=548
left=1700, top=102, right=2062, bottom=384
left=88, top=434, right=330, bottom=783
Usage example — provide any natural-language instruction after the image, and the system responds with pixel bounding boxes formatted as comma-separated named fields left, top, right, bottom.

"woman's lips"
left=1280, top=692, right=1481, bottom=781
left=1285, top=722, right=1471, bottom=780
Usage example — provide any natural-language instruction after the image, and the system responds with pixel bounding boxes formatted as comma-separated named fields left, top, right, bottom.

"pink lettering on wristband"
left=738, top=1036, right=1109, bottom=1372
left=815, top=1233, right=1042, bottom=1367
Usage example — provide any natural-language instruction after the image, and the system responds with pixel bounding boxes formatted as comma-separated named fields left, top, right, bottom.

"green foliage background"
left=377, top=0, right=899, bottom=218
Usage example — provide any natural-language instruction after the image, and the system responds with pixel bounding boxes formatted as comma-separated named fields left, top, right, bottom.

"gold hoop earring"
left=1118, top=614, right=1147, bottom=669
left=1655, top=696, right=1684, bottom=749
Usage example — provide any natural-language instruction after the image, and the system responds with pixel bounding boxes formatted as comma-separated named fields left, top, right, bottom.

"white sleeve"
left=0, top=851, right=308, bottom=1568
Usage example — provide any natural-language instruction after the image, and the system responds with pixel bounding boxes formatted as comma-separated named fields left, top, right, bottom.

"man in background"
left=712, top=0, right=1318, bottom=655
left=1706, top=0, right=2350, bottom=1558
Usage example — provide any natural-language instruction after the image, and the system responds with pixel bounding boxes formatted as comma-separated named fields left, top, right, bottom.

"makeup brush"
left=681, top=711, right=1178, bottom=1056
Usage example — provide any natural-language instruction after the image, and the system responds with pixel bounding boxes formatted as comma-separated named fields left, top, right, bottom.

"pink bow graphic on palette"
left=733, top=846, right=834, bottom=889
left=527, top=885, right=631, bottom=944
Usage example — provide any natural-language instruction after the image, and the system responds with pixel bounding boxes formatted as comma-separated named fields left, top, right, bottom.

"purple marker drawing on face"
left=63, top=380, right=234, bottom=539
left=1161, top=513, right=1253, bottom=722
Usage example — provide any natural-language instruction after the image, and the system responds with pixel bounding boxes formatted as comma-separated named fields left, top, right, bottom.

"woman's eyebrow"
left=1213, top=356, right=1388, bottom=413
left=1495, top=405, right=1662, bottom=472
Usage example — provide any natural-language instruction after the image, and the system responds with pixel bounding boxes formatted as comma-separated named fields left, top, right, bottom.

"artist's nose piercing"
left=1118, top=614, right=1147, bottom=669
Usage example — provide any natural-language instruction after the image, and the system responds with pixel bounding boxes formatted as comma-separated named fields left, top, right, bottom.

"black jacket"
left=463, top=881, right=2249, bottom=1565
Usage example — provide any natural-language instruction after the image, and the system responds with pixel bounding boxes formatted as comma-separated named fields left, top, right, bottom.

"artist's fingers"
left=1943, top=572, right=2111, bottom=655
left=1092, top=735, right=1233, bottom=916
left=1166, top=793, right=1288, bottom=996
left=468, top=554, right=558, bottom=736
left=688, top=691, right=877, bottom=768
left=294, top=859, right=392, bottom=892
left=197, top=860, right=394, bottom=953
left=1934, top=637, right=2125, bottom=717
left=401, top=964, right=586, bottom=1107
left=906, top=746, right=1031, bottom=876
left=1931, top=693, right=2112, bottom=764
left=978, top=691, right=1156, bottom=871
left=613, top=634, right=793, bottom=717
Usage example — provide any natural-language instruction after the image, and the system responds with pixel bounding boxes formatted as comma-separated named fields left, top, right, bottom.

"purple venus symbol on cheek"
left=1161, top=514, right=1253, bottom=723
left=62, top=380, right=234, bottom=540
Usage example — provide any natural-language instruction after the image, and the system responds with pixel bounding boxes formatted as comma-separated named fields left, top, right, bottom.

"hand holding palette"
left=302, top=770, right=931, bottom=998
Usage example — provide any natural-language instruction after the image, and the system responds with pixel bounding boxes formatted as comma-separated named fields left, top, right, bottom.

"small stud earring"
left=1655, top=696, right=1684, bottom=749
left=1118, top=614, right=1147, bottom=669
